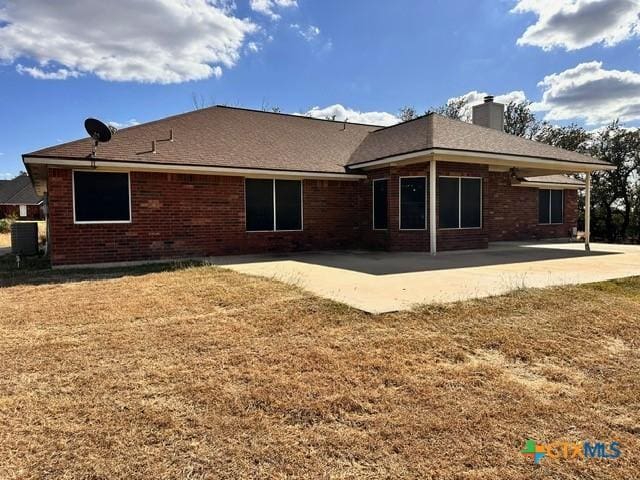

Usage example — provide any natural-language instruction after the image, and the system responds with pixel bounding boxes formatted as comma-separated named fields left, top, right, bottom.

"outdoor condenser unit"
left=11, top=222, right=39, bottom=256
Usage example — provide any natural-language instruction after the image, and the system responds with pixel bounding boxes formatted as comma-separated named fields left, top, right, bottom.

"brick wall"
left=0, top=204, right=42, bottom=220
left=48, top=166, right=580, bottom=265
left=487, top=172, right=578, bottom=241
left=48, top=169, right=361, bottom=265
left=360, top=161, right=489, bottom=252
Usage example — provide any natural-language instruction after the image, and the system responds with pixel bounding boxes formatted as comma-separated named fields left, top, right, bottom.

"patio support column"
left=585, top=171, right=591, bottom=252
left=430, top=159, right=437, bottom=255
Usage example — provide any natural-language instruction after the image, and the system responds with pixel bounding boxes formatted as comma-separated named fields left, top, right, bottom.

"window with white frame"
left=372, top=179, right=388, bottom=230
left=245, top=179, right=302, bottom=231
left=438, top=177, right=482, bottom=229
left=73, top=171, right=131, bottom=223
left=400, top=177, right=426, bottom=230
left=538, top=189, right=563, bottom=224
left=19, top=205, right=27, bottom=217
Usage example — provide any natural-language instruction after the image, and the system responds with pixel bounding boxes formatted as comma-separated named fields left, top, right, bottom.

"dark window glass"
left=373, top=179, right=388, bottom=229
left=246, top=179, right=274, bottom=231
left=461, top=178, right=481, bottom=228
left=74, top=171, right=130, bottom=222
left=400, top=177, right=426, bottom=229
left=538, top=189, right=550, bottom=224
left=439, top=177, right=459, bottom=228
left=275, top=180, right=302, bottom=230
left=550, top=190, right=563, bottom=224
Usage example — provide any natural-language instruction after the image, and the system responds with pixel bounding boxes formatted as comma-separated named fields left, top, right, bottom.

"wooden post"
left=430, top=159, right=437, bottom=255
left=585, top=171, right=591, bottom=252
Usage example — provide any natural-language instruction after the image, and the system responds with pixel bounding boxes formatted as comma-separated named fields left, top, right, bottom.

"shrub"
left=0, top=219, right=10, bottom=234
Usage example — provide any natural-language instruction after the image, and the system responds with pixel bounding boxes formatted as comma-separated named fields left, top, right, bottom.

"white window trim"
left=245, top=178, right=304, bottom=232
left=372, top=178, right=389, bottom=231
left=72, top=169, right=132, bottom=225
left=438, top=176, right=483, bottom=230
left=19, top=205, right=27, bottom=217
left=399, top=176, right=428, bottom=231
left=538, top=189, right=564, bottom=225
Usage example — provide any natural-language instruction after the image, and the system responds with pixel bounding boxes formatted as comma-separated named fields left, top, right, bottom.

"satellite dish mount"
left=84, top=118, right=115, bottom=159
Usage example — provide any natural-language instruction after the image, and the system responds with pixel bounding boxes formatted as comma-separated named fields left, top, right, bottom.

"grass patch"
left=0, top=265, right=638, bottom=478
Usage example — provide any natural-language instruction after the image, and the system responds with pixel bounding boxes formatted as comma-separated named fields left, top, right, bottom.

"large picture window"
left=245, top=179, right=302, bottom=231
left=400, top=177, right=426, bottom=230
left=73, top=171, right=131, bottom=223
left=539, top=189, right=563, bottom=224
left=439, top=177, right=482, bottom=229
left=373, top=179, right=388, bottom=230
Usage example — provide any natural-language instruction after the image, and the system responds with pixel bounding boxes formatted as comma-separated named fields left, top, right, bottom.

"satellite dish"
left=84, top=118, right=114, bottom=158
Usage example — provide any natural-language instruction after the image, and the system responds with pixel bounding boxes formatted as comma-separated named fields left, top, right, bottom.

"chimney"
left=472, top=95, right=504, bottom=131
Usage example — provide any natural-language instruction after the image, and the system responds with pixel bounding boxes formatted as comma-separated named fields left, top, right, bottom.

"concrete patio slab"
left=207, top=242, right=640, bottom=313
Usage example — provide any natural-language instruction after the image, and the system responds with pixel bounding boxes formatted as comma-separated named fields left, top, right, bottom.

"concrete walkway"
left=208, top=242, right=640, bottom=313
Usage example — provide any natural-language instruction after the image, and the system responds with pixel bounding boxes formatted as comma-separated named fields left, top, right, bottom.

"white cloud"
left=250, top=0, right=297, bottom=20
left=0, top=173, right=16, bottom=180
left=512, top=0, right=640, bottom=50
left=303, top=104, right=400, bottom=126
left=107, top=119, right=140, bottom=129
left=445, top=90, right=527, bottom=121
left=247, top=41, right=261, bottom=53
left=290, top=23, right=320, bottom=41
left=16, top=64, right=81, bottom=80
left=532, top=61, right=640, bottom=124
left=0, top=0, right=256, bottom=84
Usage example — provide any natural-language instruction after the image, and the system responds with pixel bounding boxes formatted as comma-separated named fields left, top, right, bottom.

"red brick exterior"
left=47, top=164, right=579, bottom=265
left=487, top=172, right=578, bottom=241
left=0, top=204, right=42, bottom=220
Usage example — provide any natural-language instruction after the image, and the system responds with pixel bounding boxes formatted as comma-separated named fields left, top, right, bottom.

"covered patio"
left=210, top=241, right=640, bottom=313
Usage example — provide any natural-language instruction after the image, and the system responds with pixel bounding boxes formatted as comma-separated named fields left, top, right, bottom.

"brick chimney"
left=472, top=95, right=504, bottom=131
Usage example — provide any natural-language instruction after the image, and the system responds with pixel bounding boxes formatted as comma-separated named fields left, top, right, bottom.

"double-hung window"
left=73, top=171, right=131, bottom=223
left=372, top=179, right=388, bottom=230
left=399, top=177, right=426, bottom=230
left=538, top=189, right=563, bottom=224
left=439, top=177, right=482, bottom=229
left=245, top=179, right=302, bottom=231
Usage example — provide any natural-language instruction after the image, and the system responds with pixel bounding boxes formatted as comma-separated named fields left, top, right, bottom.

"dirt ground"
left=0, top=263, right=638, bottom=479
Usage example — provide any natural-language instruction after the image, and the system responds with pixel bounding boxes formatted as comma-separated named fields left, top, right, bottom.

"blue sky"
left=1, top=0, right=640, bottom=177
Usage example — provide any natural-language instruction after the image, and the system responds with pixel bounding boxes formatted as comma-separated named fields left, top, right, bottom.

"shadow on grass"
left=0, top=254, right=209, bottom=288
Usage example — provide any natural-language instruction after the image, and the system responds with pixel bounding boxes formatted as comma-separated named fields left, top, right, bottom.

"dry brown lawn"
left=0, top=263, right=639, bottom=479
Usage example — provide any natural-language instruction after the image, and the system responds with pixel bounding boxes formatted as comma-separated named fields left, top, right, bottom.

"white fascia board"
left=23, top=157, right=366, bottom=181
left=349, top=148, right=616, bottom=173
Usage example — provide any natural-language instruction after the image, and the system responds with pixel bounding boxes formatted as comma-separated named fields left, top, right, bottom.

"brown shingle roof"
left=25, top=106, right=379, bottom=175
left=24, top=107, right=612, bottom=176
left=521, top=174, right=585, bottom=186
left=347, top=114, right=610, bottom=168
left=0, top=174, right=42, bottom=205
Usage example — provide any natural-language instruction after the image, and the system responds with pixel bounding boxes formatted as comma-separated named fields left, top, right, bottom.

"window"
left=373, top=179, right=388, bottom=230
left=400, top=177, right=426, bottom=230
left=19, top=205, right=27, bottom=217
left=539, top=189, right=563, bottom=224
left=73, top=171, right=131, bottom=223
left=438, top=177, right=482, bottom=229
left=245, top=179, right=302, bottom=231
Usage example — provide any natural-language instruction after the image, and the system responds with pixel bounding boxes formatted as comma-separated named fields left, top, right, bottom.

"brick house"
left=23, top=98, right=613, bottom=266
left=0, top=174, right=43, bottom=220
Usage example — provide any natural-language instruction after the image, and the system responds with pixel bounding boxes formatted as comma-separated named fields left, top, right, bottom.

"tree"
left=426, top=97, right=467, bottom=120
left=587, top=122, right=640, bottom=242
left=535, top=123, right=590, bottom=152
left=503, top=101, right=540, bottom=139
left=398, top=106, right=418, bottom=122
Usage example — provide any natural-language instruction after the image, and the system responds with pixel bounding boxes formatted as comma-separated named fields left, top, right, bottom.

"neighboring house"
left=0, top=174, right=43, bottom=220
left=23, top=98, right=614, bottom=266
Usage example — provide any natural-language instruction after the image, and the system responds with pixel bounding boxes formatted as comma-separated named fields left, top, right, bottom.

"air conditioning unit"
left=11, top=222, right=39, bottom=256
